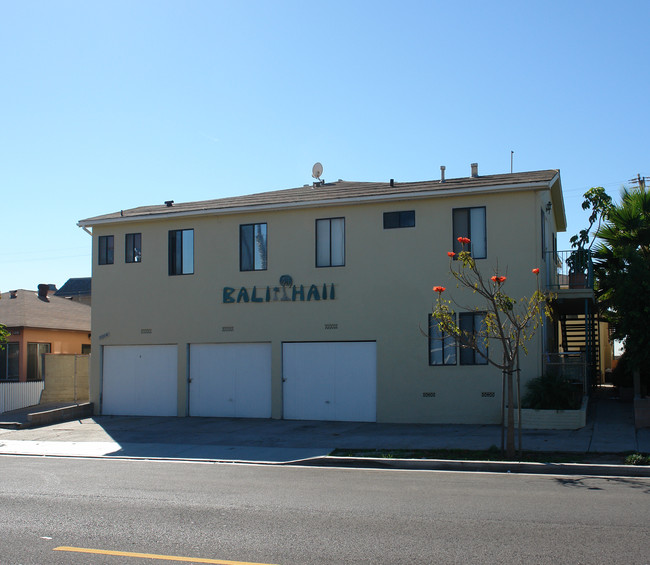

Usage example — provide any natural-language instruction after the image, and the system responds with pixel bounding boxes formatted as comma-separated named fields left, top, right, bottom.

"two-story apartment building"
left=78, top=166, right=567, bottom=424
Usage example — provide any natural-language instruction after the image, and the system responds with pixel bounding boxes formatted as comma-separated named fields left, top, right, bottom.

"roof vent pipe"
left=390, top=179, right=394, bottom=187
left=38, top=284, right=50, bottom=299
left=10, top=290, right=17, bottom=299
left=440, top=166, right=446, bottom=183
left=471, top=163, right=479, bottom=177
left=164, top=200, right=174, bottom=207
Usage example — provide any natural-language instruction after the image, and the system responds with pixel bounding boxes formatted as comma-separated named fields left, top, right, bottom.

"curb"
left=291, top=455, right=650, bottom=478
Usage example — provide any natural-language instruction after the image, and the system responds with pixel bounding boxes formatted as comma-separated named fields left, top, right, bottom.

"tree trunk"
left=506, top=368, right=515, bottom=459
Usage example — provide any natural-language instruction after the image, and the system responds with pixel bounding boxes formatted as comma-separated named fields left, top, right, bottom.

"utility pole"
left=628, top=174, right=648, bottom=190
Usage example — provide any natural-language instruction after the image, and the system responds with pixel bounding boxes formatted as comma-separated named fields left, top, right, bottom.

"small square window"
left=98, top=235, right=114, bottom=265
left=383, top=210, right=415, bottom=229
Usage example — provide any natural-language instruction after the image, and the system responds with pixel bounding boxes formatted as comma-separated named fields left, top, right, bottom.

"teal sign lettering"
left=222, top=275, right=335, bottom=304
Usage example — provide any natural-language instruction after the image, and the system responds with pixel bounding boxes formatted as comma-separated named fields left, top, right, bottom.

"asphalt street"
left=1, top=455, right=649, bottom=564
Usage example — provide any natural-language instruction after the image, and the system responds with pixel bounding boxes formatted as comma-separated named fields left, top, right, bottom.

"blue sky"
left=2, top=1, right=648, bottom=291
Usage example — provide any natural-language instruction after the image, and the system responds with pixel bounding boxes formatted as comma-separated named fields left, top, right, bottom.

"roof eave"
left=78, top=178, right=559, bottom=227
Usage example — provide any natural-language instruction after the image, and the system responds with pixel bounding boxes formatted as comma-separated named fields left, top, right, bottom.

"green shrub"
left=522, top=372, right=582, bottom=410
left=625, top=453, right=649, bottom=466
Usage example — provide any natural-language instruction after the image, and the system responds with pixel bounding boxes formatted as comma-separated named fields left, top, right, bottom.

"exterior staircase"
left=559, top=311, right=600, bottom=387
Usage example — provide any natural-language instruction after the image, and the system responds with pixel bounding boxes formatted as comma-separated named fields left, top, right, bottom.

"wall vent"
left=422, top=392, right=436, bottom=398
left=222, top=326, right=234, bottom=332
left=324, top=323, right=338, bottom=330
left=481, top=391, right=495, bottom=398
left=140, top=328, right=152, bottom=334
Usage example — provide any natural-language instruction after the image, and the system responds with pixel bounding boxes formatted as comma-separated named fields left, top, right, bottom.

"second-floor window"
left=98, top=235, right=114, bottom=265
left=240, top=223, right=267, bottom=271
left=168, top=229, right=194, bottom=275
left=125, top=233, right=142, bottom=263
left=383, top=210, right=415, bottom=229
left=453, top=207, right=486, bottom=259
left=316, top=217, right=345, bottom=267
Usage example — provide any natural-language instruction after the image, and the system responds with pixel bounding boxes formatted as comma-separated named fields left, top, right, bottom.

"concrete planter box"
left=513, top=396, right=588, bottom=430
left=634, top=397, right=650, bottom=428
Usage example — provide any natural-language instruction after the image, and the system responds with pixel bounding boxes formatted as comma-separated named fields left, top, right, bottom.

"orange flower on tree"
left=532, top=268, right=540, bottom=275
left=433, top=286, right=446, bottom=293
left=447, top=251, right=456, bottom=258
left=457, top=237, right=471, bottom=245
left=491, top=275, right=507, bottom=284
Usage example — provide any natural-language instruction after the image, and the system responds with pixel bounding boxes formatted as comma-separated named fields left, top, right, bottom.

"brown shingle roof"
left=79, top=169, right=560, bottom=226
left=0, top=290, right=91, bottom=331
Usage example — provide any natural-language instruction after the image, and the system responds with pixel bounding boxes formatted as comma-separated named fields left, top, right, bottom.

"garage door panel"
left=103, top=345, right=178, bottom=416
left=283, top=342, right=376, bottom=422
left=189, top=343, right=271, bottom=418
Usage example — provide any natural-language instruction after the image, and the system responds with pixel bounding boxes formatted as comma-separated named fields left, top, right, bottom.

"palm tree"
left=593, top=185, right=650, bottom=394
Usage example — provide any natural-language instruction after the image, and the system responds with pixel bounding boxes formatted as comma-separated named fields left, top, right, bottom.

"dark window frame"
left=27, top=342, right=50, bottom=380
left=98, top=235, right=114, bottom=265
left=452, top=206, right=487, bottom=259
left=125, top=232, right=142, bottom=264
left=383, top=210, right=415, bottom=229
left=239, top=223, right=268, bottom=272
left=458, top=312, right=488, bottom=365
left=0, top=342, right=20, bottom=380
left=316, top=217, right=346, bottom=268
left=168, top=229, right=194, bottom=276
left=428, top=314, right=457, bottom=366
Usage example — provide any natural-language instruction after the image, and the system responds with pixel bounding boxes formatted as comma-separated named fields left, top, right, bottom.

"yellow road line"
left=53, top=546, right=279, bottom=565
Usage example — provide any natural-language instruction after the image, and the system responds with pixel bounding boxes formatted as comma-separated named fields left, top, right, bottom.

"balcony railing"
left=544, top=250, right=594, bottom=290
left=543, top=352, right=590, bottom=395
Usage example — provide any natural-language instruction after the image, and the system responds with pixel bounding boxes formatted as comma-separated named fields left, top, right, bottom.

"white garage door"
left=102, top=345, right=178, bottom=416
left=283, top=342, right=376, bottom=422
left=189, top=343, right=272, bottom=418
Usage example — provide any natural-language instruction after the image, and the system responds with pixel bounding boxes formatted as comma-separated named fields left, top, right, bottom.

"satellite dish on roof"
left=312, top=162, right=323, bottom=179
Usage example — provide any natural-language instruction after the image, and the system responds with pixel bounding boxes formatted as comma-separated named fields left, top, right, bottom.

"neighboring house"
left=55, top=277, right=92, bottom=306
left=79, top=165, right=575, bottom=423
left=0, top=285, right=91, bottom=381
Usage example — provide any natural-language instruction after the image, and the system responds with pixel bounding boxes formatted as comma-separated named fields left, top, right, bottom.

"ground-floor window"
left=459, top=312, right=488, bottom=365
left=27, top=342, right=50, bottom=380
left=429, top=314, right=457, bottom=365
left=0, top=342, right=19, bottom=380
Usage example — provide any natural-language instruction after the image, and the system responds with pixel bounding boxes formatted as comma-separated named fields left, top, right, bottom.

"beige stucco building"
left=78, top=167, right=567, bottom=424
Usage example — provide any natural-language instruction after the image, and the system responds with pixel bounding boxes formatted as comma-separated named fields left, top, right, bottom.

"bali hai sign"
left=223, top=275, right=335, bottom=304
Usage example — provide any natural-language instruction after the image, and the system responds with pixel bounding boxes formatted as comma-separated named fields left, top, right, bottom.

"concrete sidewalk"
left=0, top=397, right=648, bottom=469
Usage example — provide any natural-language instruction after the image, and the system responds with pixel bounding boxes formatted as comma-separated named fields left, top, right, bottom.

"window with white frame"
left=168, top=229, right=194, bottom=275
left=316, top=218, right=345, bottom=267
left=452, top=207, right=486, bottom=258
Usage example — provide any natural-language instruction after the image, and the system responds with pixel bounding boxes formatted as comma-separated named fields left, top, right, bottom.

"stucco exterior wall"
left=6, top=327, right=91, bottom=382
left=88, top=185, right=558, bottom=424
